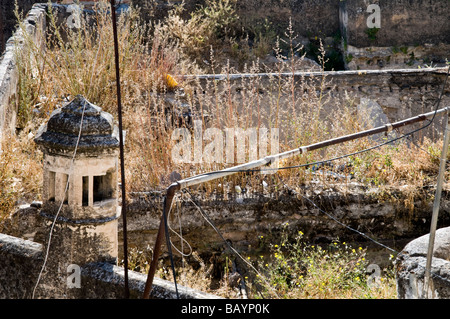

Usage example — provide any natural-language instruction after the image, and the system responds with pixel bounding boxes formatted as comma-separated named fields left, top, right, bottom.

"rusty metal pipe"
left=143, top=183, right=180, bottom=299
left=305, top=107, right=449, bottom=153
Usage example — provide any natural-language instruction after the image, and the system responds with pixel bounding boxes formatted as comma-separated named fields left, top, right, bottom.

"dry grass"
left=6, top=0, right=447, bottom=231
left=0, top=131, right=42, bottom=230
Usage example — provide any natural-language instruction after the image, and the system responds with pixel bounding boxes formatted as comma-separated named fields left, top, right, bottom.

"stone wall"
left=234, top=0, right=340, bottom=40
left=0, top=0, right=42, bottom=53
left=0, top=202, right=220, bottom=299
left=341, top=0, right=449, bottom=48
left=339, top=0, right=450, bottom=69
left=0, top=233, right=43, bottom=298
left=184, top=68, right=450, bottom=141
left=119, top=182, right=450, bottom=268
left=0, top=1, right=132, bottom=54
left=0, top=3, right=46, bottom=150
left=134, top=0, right=449, bottom=46
left=133, top=0, right=449, bottom=70
left=3, top=173, right=450, bottom=298
left=2, top=1, right=449, bottom=69
left=395, top=226, right=450, bottom=299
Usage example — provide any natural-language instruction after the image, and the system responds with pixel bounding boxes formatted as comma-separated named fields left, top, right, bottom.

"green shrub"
left=251, top=226, right=396, bottom=299
left=365, top=27, right=379, bottom=41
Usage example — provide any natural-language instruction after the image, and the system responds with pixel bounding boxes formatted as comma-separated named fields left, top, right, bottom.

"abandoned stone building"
left=0, top=1, right=449, bottom=300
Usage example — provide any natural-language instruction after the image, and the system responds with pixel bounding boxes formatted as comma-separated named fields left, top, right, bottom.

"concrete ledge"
left=0, top=233, right=43, bottom=298
left=0, top=232, right=221, bottom=299
left=82, top=262, right=222, bottom=299
left=186, top=67, right=449, bottom=80
left=0, top=232, right=43, bottom=259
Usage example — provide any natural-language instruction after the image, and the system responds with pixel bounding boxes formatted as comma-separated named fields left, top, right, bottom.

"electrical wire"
left=145, top=66, right=448, bottom=298
left=182, top=169, right=450, bottom=296
left=161, top=195, right=180, bottom=298
left=281, top=177, right=450, bottom=288
left=279, top=177, right=397, bottom=253
left=183, top=188, right=280, bottom=299
left=166, top=195, right=193, bottom=257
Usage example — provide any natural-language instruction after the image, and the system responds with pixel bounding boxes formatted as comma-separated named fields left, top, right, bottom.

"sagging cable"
left=167, top=195, right=193, bottom=258
left=183, top=188, right=280, bottom=299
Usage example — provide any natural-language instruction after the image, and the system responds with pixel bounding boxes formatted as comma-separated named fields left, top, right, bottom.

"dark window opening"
left=48, top=171, right=56, bottom=202
left=93, top=173, right=113, bottom=203
left=82, top=176, right=89, bottom=206
left=62, top=174, right=68, bottom=205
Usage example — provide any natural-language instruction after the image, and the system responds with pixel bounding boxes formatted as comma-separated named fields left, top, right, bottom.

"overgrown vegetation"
left=252, top=227, right=397, bottom=298
left=10, top=0, right=368, bottom=195
left=2, top=0, right=449, bottom=298
left=122, top=226, right=397, bottom=299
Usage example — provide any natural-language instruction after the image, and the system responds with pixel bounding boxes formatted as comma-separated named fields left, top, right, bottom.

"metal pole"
left=143, top=183, right=180, bottom=299
left=424, top=112, right=450, bottom=298
left=110, top=0, right=129, bottom=298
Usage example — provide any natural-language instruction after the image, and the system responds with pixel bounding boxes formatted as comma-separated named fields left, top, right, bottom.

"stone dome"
left=35, top=95, right=120, bottom=154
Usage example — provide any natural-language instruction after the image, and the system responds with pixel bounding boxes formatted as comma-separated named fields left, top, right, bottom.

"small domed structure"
left=35, top=94, right=119, bottom=154
left=34, top=95, right=121, bottom=265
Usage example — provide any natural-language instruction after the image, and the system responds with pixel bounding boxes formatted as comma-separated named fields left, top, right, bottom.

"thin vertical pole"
left=110, top=0, right=129, bottom=298
left=424, top=113, right=450, bottom=298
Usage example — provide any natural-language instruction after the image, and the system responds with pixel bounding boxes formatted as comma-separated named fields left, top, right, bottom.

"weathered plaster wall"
left=234, top=0, right=340, bottom=40
left=342, top=0, right=449, bottom=48
left=340, top=0, right=450, bottom=69
left=0, top=233, right=43, bottom=298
